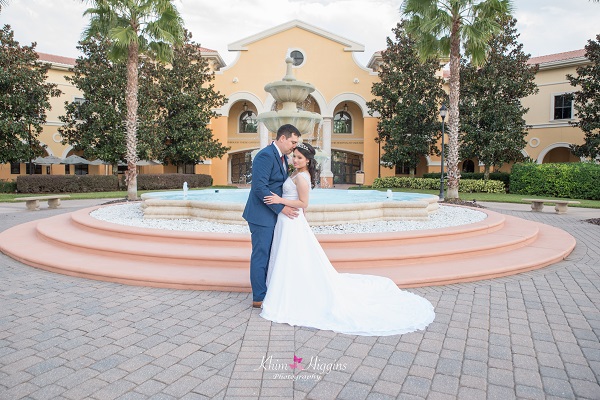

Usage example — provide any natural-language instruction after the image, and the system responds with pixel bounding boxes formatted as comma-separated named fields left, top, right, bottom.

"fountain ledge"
left=140, top=196, right=440, bottom=225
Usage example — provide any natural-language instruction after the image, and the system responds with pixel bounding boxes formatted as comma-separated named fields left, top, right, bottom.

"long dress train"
left=260, top=172, right=435, bottom=336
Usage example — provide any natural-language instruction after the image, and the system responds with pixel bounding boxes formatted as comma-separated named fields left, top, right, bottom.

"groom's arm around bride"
left=242, top=124, right=301, bottom=306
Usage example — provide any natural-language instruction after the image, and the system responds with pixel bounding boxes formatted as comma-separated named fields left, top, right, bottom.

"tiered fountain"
left=257, top=57, right=331, bottom=184
left=257, top=57, right=323, bottom=136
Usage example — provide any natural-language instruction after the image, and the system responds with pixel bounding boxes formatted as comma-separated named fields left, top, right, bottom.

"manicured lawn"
left=351, top=186, right=600, bottom=209
left=0, top=186, right=237, bottom=203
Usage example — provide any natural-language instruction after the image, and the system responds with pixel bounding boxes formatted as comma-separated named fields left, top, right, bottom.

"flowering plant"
left=288, top=162, right=295, bottom=175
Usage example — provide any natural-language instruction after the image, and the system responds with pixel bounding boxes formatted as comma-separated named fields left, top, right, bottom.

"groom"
left=243, top=124, right=301, bottom=308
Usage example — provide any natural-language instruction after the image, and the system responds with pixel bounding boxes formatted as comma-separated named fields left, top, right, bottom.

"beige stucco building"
left=0, top=20, right=590, bottom=186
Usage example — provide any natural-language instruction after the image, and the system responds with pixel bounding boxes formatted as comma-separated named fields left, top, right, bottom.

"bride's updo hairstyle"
left=295, top=142, right=317, bottom=189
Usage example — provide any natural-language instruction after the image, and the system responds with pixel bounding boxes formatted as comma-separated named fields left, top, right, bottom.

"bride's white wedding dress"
left=260, top=172, right=435, bottom=336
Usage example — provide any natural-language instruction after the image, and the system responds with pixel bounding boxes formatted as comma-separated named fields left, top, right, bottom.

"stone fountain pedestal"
left=257, top=58, right=329, bottom=186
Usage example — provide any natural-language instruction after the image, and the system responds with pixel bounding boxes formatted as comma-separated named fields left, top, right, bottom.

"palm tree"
left=82, top=0, right=184, bottom=200
left=401, top=0, right=512, bottom=199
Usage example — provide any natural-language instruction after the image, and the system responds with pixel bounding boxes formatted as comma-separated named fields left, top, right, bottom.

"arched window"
left=239, top=110, right=257, bottom=133
left=462, top=159, right=475, bottom=173
left=333, top=111, right=352, bottom=134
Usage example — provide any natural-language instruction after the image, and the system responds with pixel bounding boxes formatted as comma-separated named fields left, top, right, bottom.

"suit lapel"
left=271, top=143, right=287, bottom=176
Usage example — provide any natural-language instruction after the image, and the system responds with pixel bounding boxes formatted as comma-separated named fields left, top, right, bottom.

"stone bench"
left=14, top=195, right=71, bottom=211
left=522, top=198, right=581, bottom=214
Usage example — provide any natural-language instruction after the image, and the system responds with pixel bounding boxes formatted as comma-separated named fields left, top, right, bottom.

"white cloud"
left=1, top=0, right=598, bottom=66
left=514, top=0, right=599, bottom=56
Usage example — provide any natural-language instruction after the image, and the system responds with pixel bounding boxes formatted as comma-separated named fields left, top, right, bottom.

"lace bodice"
left=282, top=172, right=311, bottom=201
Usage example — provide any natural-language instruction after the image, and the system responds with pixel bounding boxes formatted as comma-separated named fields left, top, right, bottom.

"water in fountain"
left=183, top=182, right=188, bottom=199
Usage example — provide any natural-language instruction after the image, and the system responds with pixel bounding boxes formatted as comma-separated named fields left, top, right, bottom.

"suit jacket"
left=242, top=143, right=287, bottom=227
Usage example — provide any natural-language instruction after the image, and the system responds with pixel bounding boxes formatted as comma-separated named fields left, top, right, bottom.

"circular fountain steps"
left=0, top=206, right=576, bottom=290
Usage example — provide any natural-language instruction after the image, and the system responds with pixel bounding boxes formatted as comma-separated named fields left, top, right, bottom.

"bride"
left=260, top=142, right=435, bottom=336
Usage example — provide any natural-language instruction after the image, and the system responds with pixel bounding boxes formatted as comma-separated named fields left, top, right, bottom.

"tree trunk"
left=446, top=16, right=462, bottom=200
left=484, top=165, right=490, bottom=181
left=409, top=167, right=415, bottom=178
left=125, top=43, right=139, bottom=200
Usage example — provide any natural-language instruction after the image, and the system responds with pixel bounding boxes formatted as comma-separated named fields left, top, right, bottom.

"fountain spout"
left=183, top=182, right=188, bottom=199
left=283, top=57, right=296, bottom=81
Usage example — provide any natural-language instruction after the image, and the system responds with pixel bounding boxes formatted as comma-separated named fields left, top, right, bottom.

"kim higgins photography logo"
left=255, top=354, right=347, bottom=380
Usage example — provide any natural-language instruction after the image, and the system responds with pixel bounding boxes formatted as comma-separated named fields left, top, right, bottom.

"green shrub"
left=136, top=174, right=212, bottom=190
left=372, top=176, right=505, bottom=193
left=423, top=171, right=510, bottom=188
left=510, top=162, right=600, bottom=200
left=16, top=175, right=119, bottom=193
left=0, top=180, right=17, bottom=193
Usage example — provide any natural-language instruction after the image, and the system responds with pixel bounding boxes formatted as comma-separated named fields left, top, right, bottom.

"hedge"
left=372, top=176, right=506, bottom=193
left=0, top=180, right=17, bottom=193
left=15, top=173, right=213, bottom=193
left=135, top=174, right=212, bottom=190
left=17, top=175, right=119, bottom=193
left=510, top=162, right=600, bottom=200
left=423, top=171, right=510, bottom=189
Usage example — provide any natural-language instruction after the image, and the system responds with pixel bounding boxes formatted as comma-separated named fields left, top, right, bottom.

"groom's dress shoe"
left=252, top=301, right=263, bottom=308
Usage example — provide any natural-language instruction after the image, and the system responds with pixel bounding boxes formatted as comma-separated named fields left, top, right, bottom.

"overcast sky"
left=1, top=0, right=599, bottom=67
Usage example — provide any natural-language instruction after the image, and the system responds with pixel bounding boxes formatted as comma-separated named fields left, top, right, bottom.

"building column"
left=320, top=117, right=333, bottom=188
left=259, top=122, right=269, bottom=149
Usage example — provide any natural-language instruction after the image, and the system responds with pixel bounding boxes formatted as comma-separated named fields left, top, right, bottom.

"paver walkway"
left=0, top=199, right=599, bottom=399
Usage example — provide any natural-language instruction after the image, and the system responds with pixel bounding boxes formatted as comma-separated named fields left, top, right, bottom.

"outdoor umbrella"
left=136, top=160, right=161, bottom=166
left=62, top=155, right=91, bottom=165
left=32, top=155, right=63, bottom=165
left=89, top=159, right=110, bottom=165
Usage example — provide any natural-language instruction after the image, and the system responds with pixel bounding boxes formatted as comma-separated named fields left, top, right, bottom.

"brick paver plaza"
left=1, top=199, right=599, bottom=399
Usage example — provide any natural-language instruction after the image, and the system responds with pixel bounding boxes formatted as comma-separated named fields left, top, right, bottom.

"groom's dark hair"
left=276, top=124, right=301, bottom=140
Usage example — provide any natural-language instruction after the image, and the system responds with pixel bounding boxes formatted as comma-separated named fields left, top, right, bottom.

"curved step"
left=35, top=214, right=251, bottom=268
left=3, top=220, right=249, bottom=290
left=0, top=205, right=577, bottom=290
left=34, top=206, right=527, bottom=267
left=366, top=223, right=576, bottom=287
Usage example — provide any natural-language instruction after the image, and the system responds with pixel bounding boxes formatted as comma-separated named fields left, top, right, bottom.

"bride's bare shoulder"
left=291, top=172, right=310, bottom=187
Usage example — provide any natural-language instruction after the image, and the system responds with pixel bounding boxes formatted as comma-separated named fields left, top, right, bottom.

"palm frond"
left=149, top=41, right=174, bottom=63
left=109, top=25, right=138, bottom=46
left=107, top=42, right=128, bottom=62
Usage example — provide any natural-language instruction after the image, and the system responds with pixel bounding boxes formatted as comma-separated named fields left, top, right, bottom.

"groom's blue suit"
left=243, top=143, right=288, bottom=302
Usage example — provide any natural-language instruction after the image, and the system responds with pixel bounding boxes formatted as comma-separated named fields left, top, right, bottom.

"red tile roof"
left=36, top=52, right=76, bottom=66
left=37, top=47, right=218, bottom=64
left=527, top=49, right=586, bottom=65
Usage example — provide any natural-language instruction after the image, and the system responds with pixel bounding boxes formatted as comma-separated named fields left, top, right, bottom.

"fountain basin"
left=141, top=189, right=440, bottom=226
left=257, top=109, right=322, bottom=135
left=264, top=80, right=316, bottom=103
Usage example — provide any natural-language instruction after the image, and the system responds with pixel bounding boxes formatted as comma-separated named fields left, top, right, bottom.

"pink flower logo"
left=289, top=354, right=304, bottom=370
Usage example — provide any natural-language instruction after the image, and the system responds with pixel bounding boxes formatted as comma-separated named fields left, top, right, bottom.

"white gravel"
left=91, top=203, right=488, bottom=234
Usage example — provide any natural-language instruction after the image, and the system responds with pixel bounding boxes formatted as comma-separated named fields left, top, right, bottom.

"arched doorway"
left=231, top=151, right=254, bottom=184
left=331, top=150, right=361, bottom=184
left=462, top=159, right=475, bottom=173
left=541, top=147, right=579, bottom=163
